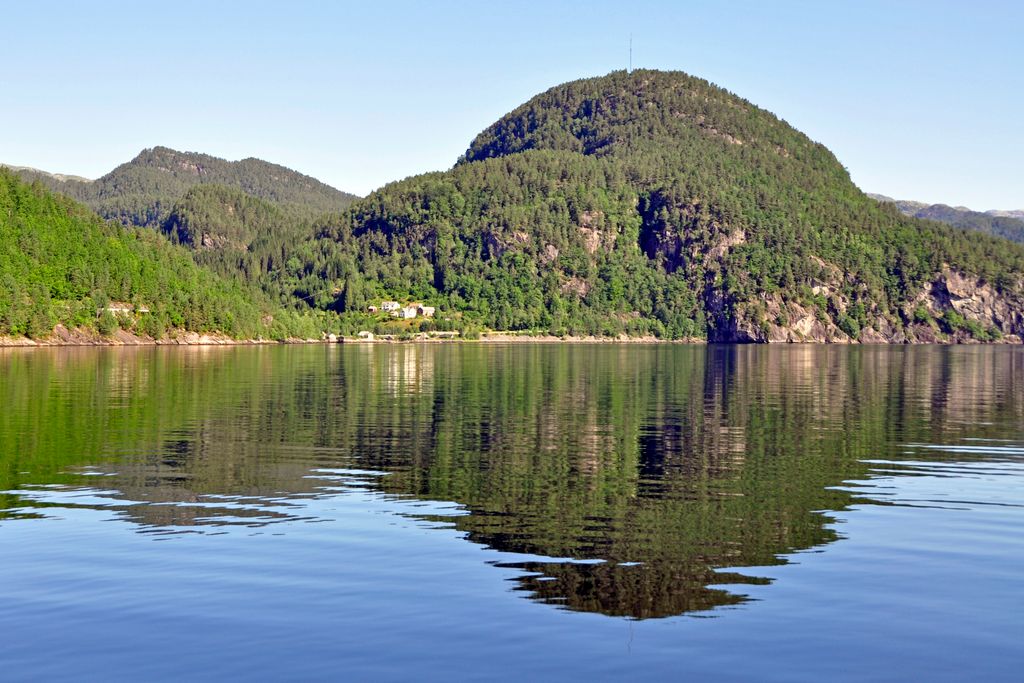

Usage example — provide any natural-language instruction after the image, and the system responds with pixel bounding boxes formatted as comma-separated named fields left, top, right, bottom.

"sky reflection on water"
left=0, top=344, right=1021, bottom=680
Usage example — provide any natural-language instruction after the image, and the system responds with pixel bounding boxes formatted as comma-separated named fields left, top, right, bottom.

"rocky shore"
left=0, top=325, right=320, bottom=347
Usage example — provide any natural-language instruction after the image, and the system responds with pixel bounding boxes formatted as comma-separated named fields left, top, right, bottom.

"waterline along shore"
left=5, top=326, right=1023, bottom=347
left=0, top=327, right=694, bottom=347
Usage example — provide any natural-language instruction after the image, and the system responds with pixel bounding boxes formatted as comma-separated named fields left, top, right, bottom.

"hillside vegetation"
left=11, top=146, right=357, bottom=228
left=292, top=70, right=1024, bottom=341
left=10, top=148, right=359, bottom=320
left=7, top=70, right=1024, bottom=343
left=0, top=169, right=323, bottom=340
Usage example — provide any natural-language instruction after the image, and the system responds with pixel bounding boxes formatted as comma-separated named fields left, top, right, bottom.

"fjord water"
left=1, top=345, right=1021, bottom=681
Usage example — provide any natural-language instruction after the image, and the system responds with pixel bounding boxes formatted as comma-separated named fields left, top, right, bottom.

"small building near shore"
left=394, top=306, right=417, bottom=319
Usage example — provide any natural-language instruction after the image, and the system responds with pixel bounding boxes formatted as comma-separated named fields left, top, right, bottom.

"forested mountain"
left=7, top=146, right=357, bottom=228
left=869, top=194, right=1024, bottom=244
left=0, top=169, right=325, bottom=340
left=7, top=70, right=1024, bottom=343
left=157, top=184, right=337, bottom=309
left=288, top=70, right=1024, bottom=342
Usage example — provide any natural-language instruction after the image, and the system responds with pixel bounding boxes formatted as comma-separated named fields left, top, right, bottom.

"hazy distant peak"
left=988, top=209, right=1024, bottom=220
left=0, top=163, right=93, bottom=184
left=869, top=193, right=1024, bottom=243
left=869, top=192, right=1017, bottom=217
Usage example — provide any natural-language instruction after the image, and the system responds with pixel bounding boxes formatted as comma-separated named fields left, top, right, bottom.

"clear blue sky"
left=2, top=0, right=1020, bottom=209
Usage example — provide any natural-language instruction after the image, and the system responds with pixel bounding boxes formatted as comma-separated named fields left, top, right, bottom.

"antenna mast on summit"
left=629, top=34, right=632, bottom=73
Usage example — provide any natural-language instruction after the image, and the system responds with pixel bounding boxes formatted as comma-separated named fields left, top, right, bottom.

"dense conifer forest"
left=4, top=70, right=1024, bottom=342
left=287, top=70, right=1024, bottom=340
left=11, top=146, right=357, bottom=228
left=0, top=169, right=326, bottom=339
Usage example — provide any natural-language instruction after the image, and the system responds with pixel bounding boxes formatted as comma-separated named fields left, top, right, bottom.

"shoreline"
left=0, top=333, right=698, bottom=348
left=4, top=332, right=1021, bottom=348
left=0, top=325, right=322, bottom=348
left=476, top=333, right=700, bottom=344
left=1, top=325, right=1020, bottom=348
left=0, top=325, right=701, bottom=347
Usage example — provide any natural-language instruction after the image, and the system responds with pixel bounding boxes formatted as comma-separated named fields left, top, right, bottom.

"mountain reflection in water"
left=1, top=344, right=1021, bottom=619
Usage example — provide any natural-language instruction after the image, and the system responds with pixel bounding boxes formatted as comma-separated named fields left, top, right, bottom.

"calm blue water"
left=0, top=344, right=1021, bottom=680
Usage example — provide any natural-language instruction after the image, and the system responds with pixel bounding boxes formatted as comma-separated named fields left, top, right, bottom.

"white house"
left=381, top=301, right=400, bottom=312
left=394, top=306, right=417, bottom=319
left=417, top=305, right=436, bottom=318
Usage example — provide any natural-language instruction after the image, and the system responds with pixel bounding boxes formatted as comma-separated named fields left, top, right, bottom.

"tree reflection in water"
left=1, top=344, right=1021, bottom=618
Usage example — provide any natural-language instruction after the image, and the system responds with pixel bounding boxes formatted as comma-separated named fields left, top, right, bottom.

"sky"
left=1, top=0, right=1021, bottom=209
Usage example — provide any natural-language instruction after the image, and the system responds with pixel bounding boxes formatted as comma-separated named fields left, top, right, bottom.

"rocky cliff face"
left=903, top=269, right=1024, bottom=343
left=709, top=266, right=1024, bottom=344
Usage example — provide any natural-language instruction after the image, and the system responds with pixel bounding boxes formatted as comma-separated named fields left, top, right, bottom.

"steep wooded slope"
left=0, top=169, right=324, bottom=340
left=303, top=70, right=1024, bottom=342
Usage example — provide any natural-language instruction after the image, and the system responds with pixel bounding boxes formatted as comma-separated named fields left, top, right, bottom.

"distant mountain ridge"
left=985, top=209, right=1024, bottom=220
left=869, top=194, right=1024, bottom=244
left=0, top=164, right=94, bottom=184
left=6, top=146, right=357, bottom=228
